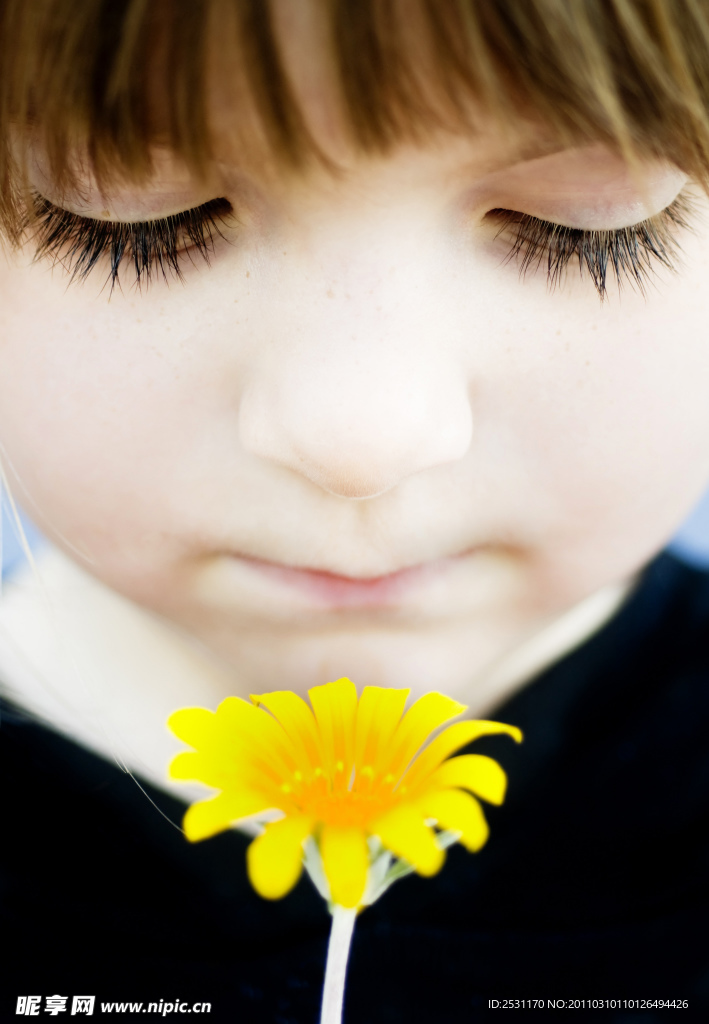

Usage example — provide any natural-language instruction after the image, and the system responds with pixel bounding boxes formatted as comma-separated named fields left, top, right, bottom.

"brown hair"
left=3, top=0, right=709, bottom=238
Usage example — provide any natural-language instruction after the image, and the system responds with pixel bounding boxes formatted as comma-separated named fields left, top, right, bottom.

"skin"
left=2, top=15, right=709, bottom=764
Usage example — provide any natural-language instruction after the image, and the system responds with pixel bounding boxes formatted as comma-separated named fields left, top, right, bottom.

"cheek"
left=482, top=280, right=709, bottom=592
left=0, top=267, right=226, bottom=585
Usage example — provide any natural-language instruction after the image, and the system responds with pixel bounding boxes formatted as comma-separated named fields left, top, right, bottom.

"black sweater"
left=2, top=551, right=709, bottom=1023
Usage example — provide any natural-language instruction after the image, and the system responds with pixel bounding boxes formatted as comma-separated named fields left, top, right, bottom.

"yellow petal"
left=320, top=824, right=369, bottom=908
left=216, top=696, right=297, bottom=778
left=250, top=690, right=323, bottom=770
left=426, top=754, right=507, bottom=805
left=421, top=788, right=489, bottom=852
left=168, top=750, right=226, bottom=788
left=369, top=804, right=445, bottom=876
left=404, top=719, right=522, bottom=790
left=354, top=686, right=409, bottom=778
left=308, top=678, right=358, bottom=775
left=170, top=750, right=273, bottom=795
left=217, top=695, right=288, bottom=748
left=183, top=790, right=274, bottom=842
left=167, top=707, right=217, bottom=748
left=247, top=815, right=314, bottom=900
left=386, top=692, right=466, bottom=777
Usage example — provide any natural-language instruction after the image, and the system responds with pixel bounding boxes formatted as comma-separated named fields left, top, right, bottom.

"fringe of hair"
left=3, top=0, right=709, bottom=239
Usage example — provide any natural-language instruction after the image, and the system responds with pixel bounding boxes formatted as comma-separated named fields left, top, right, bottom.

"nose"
left=238, top=305, right=473, bottom=500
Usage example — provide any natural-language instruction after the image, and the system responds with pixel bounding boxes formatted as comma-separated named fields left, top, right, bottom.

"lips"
left=235, top=552, right=465, bottom=608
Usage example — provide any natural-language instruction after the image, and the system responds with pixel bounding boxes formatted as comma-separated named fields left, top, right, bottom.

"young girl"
left=1, top=1, right=709, bottom=1019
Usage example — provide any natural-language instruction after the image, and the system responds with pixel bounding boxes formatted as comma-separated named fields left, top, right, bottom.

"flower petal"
left=369, top=804, right=445, bottom=876
left=183, top=790, right=274, bottom=842
left=216, top=696, right=297, bottom=778
left=386, top=692, right=466, bottom=777
left=308, top=678, right=358, bottom=776
left=426, top=754, right=507, bottom=805
left=247, top=815, right=314, bottom=900
left=170, top=750, right=273, bottom=795
left=404, top=720, right=522, bottom=790
left=167, top=707, right=217, bottom=748
left=250, top=690, right=323, bottom=771
left=217, top=696, right=288, bottom=747
left=421, top=788, right=489, bottom=852
left=320, top=824, right=369, bottom=908
left=168, top=751, right=225, bottom=788
left=354, top=686, right=409, bottom=777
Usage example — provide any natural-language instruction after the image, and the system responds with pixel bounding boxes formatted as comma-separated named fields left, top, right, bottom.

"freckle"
left=556, top=330, right=561, bottom=336
left=101, top=209, right=110, bottom=218
left=246, top=271, right=250, bottom=277
left=327, top=288, right=334, bottom=298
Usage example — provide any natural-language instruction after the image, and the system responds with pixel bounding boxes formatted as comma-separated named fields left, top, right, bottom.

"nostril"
left=238, top=377, right=473, bottom=499
left=288, top=455, right=417, bottom=500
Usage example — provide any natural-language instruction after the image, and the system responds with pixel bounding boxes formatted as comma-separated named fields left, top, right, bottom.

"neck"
left=464, top=575, right=635, bottom=717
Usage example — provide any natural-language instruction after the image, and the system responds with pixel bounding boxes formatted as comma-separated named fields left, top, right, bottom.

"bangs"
left=3, top=0, right=709, bottom=235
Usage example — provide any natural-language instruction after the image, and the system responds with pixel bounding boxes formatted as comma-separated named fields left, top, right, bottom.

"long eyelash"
left=490, top=191, right=698, bottom=301
left=27, top=193, right=233, bottom=293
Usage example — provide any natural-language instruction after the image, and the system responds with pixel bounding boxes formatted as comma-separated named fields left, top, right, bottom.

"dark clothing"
left=2, top=551, right=709, bottom=1022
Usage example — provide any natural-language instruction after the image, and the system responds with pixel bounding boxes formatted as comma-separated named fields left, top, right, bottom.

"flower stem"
left=320, top=905, right=357, bottom=1024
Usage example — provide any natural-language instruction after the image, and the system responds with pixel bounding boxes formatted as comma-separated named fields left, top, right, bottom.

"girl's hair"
left=3, top=0, right=709, bottom=237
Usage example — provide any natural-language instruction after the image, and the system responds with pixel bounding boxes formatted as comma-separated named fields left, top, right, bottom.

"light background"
left=3, top=484, right=709, bottom=577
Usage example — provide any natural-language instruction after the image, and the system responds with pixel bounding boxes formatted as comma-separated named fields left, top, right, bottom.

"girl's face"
left=2, top=27, right=709, bottom=702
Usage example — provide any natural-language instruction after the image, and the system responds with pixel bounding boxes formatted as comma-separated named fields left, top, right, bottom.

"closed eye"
left=27, top=192, right=234, bottom=293
left=487, top=189, right=698, bottom=301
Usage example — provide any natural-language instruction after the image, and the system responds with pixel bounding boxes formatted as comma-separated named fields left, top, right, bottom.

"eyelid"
left=27, top=192, right=234, bottom=292
left=33, top=191, right=232, bottom=226
left=487, top=185, right=698, bottom=300
left=485, top=181, right=693, bottom=232
left=486, top=148, right=689, bottom=227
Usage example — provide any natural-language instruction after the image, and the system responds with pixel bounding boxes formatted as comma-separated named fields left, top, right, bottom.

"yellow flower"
left=168, top=679, right=522, bottom=909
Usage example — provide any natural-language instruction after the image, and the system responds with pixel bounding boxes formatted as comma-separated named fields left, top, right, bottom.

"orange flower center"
left=277, top=762, right=411, bottom=828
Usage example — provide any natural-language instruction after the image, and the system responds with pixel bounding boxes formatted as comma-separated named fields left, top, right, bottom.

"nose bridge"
left=238, top=244, right=474, bottom=499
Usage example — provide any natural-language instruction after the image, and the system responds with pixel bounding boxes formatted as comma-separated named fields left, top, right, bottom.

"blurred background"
left=3, top=485, right=709, bottom=579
